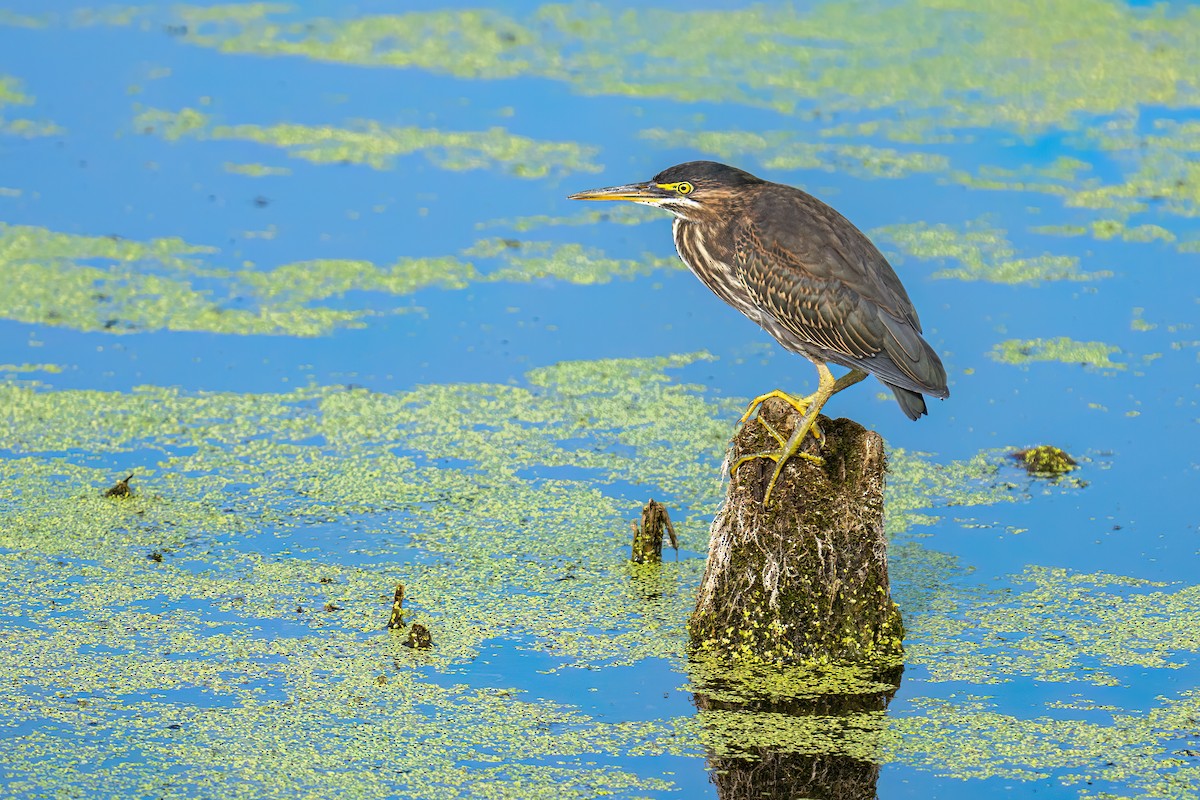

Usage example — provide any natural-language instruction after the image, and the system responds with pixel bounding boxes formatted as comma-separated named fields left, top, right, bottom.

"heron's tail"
left=887, top=383, right=928, bottom=421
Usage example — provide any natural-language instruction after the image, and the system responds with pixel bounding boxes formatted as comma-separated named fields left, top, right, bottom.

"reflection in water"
left=694, top=665, right=902, bottom=800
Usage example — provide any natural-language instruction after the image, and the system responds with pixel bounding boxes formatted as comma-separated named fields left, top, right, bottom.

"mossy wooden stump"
left=630, top=499, right=677, bottom=564
left=690, top=397, right=903, bottom=664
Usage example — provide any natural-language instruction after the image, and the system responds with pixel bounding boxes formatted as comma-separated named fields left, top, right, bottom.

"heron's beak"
left=568, top=181, right=670, bottom=204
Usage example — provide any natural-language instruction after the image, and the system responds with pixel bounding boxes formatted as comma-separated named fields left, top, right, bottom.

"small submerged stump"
left=386, top=583, right=406, bottom=630
left=404, top=623, right=433, bottom=650
left=103, top=473, right=135, bottom=498
left=630, top=499, right=678, bottom=564
left=690, top=397, right=903, bottom=664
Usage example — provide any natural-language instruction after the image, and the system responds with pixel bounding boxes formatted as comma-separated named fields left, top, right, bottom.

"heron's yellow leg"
left=830, top=368, right=869, bottom=395
left=732, top=362, right=842, bottom=506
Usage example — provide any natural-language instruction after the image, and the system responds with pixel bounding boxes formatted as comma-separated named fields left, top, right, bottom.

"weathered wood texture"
left=630, top=499, right=677, bottom=564
left=689, top=397, right=903, bottom=664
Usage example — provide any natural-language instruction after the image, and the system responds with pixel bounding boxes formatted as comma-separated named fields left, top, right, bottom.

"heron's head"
left=568, top=160, right=764, bottom=221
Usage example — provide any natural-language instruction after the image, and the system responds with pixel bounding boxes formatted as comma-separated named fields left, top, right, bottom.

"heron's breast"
left=672, top=219, right=763, bottom=323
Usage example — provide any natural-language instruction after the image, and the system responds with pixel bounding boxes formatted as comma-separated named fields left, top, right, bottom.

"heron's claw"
left=731, top=406, right=828, bottom=506
left=732, top=447, right=824, bottom=506
left=737, top=389, right=815, bottom=428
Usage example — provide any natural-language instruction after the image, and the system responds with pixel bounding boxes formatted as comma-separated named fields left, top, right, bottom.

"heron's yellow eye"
left=676, top=182, right=694, bottom=195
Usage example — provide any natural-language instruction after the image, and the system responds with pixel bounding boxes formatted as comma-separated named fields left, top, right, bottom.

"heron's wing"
left=733, top=187, right=947, bottom=396
left=746, top=186, right=921, bottom=326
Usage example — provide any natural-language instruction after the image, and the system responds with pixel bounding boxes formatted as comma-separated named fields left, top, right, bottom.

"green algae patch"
left=1011, top=445, right=1078, bottom=477
left=467, top=239, right=681, bottom=285
left=222, top=161, right=292, bottom=177
left=905, top=566, right=1200, bottom=686
left=478, top=202, right=668, bottom=232
left=241, top=256, right=479, bottom=305
left=0, top=222, right=368, bottom=336
left=960, top=120, right=1200, bottom=226
left=2, top=355, right=1198, bottom=795
left=56, top=0, right=1200, bottom=238
left=0, top=549, right=683, bottom=798
left=0, top=222, right=687, bottom=335
left=0, top=362, right=63, bottom=374
left=685, top=654, right=900, bottom=707
left=883, top=448, right=1024, bottom=536
left=135, top=107, right=601, bottom=177
left=132, top=105, right=209, bottom=140
left=0, top=354, right=736, bottom=796
left=641, top=128, right=948, bottom=180
left=989, top=337, right=1125, bottom=370
left=0, top=75, right=31, bottom=107
left=893, top=691, right=1200, bottom=795
left=0, top=74, right=65, bottom=138
left=136, top=1, right=1200, bottom=141
left=0, top=10, right=43, bottom=27
left=875, top=219, right=1108, bottom=284
left=1091, top=219, right=1177, bottom=243
left=695, top=704, right=891, bottom=762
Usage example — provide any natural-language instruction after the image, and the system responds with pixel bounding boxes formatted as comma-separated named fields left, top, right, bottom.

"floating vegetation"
left=28, top=0, right=1200, bottom=228
left=95, top=1, right=1200, bottom=140
left=989, top=337, right=1125, bottom=370
left=0, top=363, right=62, bottom=374
left=0, top=74, right=64, bottom=137
left=0, top=353, right=1197, bottom=795
left=0, top=75, right=30, bottom=106
left=894, top=690, right=1200, bottom=796
left=4, top=1, right=1200, bottom=795
left=222, top=161, right=292, bottom=177
left=0, top=223, right=683, bottom=336
left=466, top=239, right=681, bottom=285
left=906, top=566, right=1200, bottom=686
left=134, top=107, right=601, bottom=177
left=1011, top=446, right=1078, bottom=477
left=875, top=219, right=1108, bottom=284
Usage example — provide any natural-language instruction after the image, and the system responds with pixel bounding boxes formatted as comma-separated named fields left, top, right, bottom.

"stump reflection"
left=691, top=661, right=902, bottom=800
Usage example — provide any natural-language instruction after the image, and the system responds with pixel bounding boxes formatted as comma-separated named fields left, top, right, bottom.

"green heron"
left=569, top=161, right=948, bottom=505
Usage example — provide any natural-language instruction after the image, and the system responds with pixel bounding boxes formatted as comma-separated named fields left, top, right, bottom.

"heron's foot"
left=737, top=389, right=816, bottom=428
left=731, top=415, right=826, bottom=506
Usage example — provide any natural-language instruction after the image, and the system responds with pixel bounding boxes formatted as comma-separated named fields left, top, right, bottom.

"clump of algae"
left=1011, top=445, right=1078, bottom=476
left=874, top=219, right=1109, bottom=284
left=989, top=336, right=1125, bottom=370
left=134, top=106, right=601, bottom=177
left=0, top=73, right=65, bottom=137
